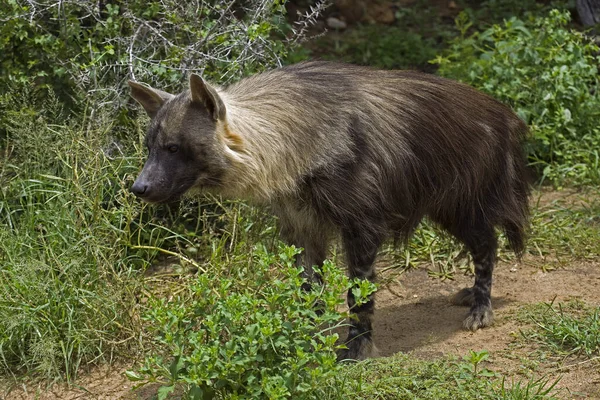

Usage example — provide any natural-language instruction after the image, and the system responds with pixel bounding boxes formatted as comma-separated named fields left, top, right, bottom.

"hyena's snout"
left=130, top=160, right=159, bottom=200
left=130, top=166, right=173, bottom=203
left=130, top=179, right=149, bottom=198
left=130, top=167, right=155, bottom=199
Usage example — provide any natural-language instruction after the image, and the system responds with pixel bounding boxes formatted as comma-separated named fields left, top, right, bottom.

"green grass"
left=319, top=351, right=560, bottom=400
left=0, top=117, right=138, bottom=381
left=0, top=93, right=171, bottom=381
left=518, top=300, right=600, bottom=357
left=526, top=189, right=600, bottom=272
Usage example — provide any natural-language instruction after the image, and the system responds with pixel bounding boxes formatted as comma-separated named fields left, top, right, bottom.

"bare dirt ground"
left=4, top=255, right=600, bottom=399
left=375, top=257, right=600, bottom=399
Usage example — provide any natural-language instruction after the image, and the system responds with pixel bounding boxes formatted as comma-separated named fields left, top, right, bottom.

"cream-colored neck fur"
left=213, top=91, right=317, bottom=203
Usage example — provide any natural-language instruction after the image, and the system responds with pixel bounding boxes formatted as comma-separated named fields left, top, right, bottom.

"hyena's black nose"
left=130, top=181, right=148, bottom=197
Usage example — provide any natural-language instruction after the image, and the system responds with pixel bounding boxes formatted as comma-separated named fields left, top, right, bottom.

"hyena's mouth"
left=151, top=183, right=197, bottom=204
left=133, top=188, right=180, bottom=204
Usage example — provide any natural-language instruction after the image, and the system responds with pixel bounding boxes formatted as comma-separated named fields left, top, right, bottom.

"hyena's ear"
left=128, top=81, right=174, bottom=118
left=189, top=74, right=226, bottom=121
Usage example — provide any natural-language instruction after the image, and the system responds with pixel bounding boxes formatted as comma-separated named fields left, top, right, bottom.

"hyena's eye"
left=167, top=145, right=179, bottom=153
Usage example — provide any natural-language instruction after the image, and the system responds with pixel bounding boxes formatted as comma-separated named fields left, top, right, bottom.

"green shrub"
left=314, top=25, right=439, bottom=70
left=0, top=0, right=325, bottom=116
left=129, top=244, right=377, bottom=400
left=433, top=10, right=600, bottom=184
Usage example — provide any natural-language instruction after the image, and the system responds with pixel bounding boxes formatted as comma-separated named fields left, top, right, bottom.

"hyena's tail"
left=503, top=219, right=527, bottom=257
left=502, top=122, right=531, bottom=258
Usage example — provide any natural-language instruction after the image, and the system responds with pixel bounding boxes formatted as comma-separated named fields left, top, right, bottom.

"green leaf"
left=124, top=370, right=144, bottom=381
left=157, top=385, right=175, bottom=400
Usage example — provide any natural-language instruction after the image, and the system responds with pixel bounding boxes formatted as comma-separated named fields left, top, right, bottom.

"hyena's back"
left=224, top=62, right=529, bottom=251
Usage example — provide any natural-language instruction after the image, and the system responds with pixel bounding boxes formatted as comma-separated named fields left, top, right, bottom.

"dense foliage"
left=0, top=0, right=325, bottom=117
left=434, top=10, right=600, bottom=184
left=131, top=245, right=376, bottom=399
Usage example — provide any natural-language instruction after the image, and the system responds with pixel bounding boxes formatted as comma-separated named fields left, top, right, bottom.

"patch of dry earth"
left=375, top=257, right=600, bottom=399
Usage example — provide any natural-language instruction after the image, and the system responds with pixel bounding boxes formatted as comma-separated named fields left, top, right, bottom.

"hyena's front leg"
left=276, top=206, right=329, bottom=290
left=338, top=227, right=382, bottom=361
left=296, top=238, right=328, bottom=291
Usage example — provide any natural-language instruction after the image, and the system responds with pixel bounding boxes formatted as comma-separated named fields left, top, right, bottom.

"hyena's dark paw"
left=336, top=336, right=379, bottom=362
left=463, top=305, right=494, bottom=331
left=451, top=287, right=475, bottom=306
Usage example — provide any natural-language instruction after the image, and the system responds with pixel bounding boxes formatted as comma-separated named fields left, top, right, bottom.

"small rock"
left=326, top=17, right=347, bottom=29
left=510, top=267, right=518, bottom=272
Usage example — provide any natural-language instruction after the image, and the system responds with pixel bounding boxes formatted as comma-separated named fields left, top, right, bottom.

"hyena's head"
left=128, top=75, right=231, bottom=203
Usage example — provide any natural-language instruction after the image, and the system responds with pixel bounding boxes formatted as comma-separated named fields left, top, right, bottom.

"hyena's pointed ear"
left=128, top=81, right=174, bottom=118
left=189, top=74, right=226, bottom=121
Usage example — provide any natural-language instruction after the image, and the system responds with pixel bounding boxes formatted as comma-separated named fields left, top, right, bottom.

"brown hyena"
left=128, top=61, right=531, bottom=360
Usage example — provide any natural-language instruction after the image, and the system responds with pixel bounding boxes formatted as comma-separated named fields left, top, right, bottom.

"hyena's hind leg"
left=338, top=226, right=382, bottom=361
left=449, top=222, right=498, bottom=331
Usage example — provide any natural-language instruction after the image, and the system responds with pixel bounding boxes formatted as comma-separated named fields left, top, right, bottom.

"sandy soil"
left=4, top=255, right=600, bottom=399
left=375, top=257, right=600, bottom=399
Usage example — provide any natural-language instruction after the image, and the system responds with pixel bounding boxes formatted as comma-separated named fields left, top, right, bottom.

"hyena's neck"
left=213, top=93, right=315, bottom=203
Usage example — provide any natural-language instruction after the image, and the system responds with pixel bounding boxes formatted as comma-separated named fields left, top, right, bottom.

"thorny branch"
left=13, top=0, right=329, bottom=113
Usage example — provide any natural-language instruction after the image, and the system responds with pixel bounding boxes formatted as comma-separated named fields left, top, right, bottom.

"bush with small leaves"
left=433, top=10, right=600, bottom=184
left=128, top=244, right=377, bottom=400
left=0, top=0, right=327, bottom=116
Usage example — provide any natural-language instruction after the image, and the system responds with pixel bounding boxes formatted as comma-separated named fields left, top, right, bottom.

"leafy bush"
left=129, top=244, right=377, bottom=400
left=0, top=0, right=325, bottom=116
left=433, top=10, right=600, bottom=184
